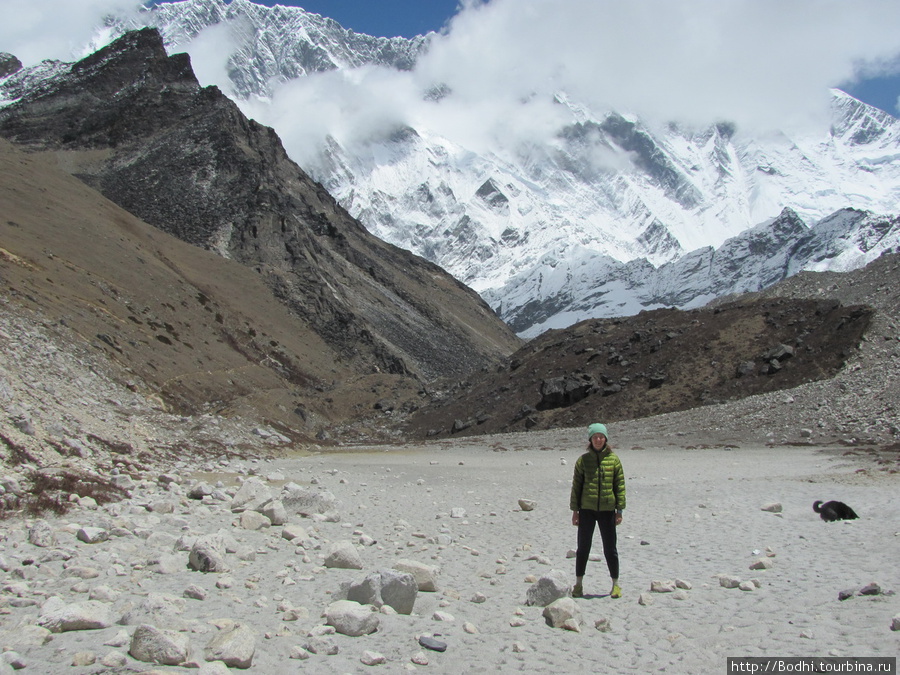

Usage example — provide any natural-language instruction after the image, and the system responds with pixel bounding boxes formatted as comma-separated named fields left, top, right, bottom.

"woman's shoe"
left=610, top=584, right=622, bottom=598
left=572, top=583, right=583, bottom=598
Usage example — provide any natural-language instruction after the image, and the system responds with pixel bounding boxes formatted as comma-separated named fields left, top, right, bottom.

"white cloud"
left=0, top=0, right=144, bottom=65
left=419, top=0, right=900, bottom=133
left=5, top=0, right=900, bottom=165
left=245, top=0, right=900, bottom=173
left=175, top=22, right=236, bottom=95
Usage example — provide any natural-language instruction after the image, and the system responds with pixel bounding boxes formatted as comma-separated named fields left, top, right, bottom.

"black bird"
left=813, top=500, right=859, bottom=522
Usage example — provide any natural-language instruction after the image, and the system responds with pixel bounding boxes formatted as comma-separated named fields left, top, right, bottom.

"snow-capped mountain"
left=93, top=0, right=427, bottom=99
left=490, top=207, right=900, bottom=337
left=39, top=0, right=900, bottom=336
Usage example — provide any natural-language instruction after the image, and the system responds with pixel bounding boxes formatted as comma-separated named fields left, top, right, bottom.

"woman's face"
left=590, top=433, right=607, bottom=450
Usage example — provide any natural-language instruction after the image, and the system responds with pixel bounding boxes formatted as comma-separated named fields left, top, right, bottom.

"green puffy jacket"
left=570, top=447, right=626, bottom=512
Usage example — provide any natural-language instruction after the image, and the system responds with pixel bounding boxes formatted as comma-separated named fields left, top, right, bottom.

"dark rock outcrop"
left=0, top=53, right=22, bottom=78
left=404, top=297, right=874, bottom=438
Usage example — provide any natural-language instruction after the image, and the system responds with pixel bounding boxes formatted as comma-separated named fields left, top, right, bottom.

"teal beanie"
left=587, top=423, right=608, bottom=440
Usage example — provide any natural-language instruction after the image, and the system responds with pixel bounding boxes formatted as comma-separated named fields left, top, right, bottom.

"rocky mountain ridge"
left=0, top=28, right=519, bottom=385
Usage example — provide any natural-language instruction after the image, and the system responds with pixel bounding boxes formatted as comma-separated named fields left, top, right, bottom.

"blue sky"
left=260, top=0, right=466, bottom=39
left=842, top=73, right=900, bottom=116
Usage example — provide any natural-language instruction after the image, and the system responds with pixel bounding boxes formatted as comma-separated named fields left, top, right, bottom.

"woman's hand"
left=571, top=511, right=579, bottom=526
left=615, top=513, right=623, bottom=526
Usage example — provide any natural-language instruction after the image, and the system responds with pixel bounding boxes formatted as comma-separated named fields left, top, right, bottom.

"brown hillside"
left=0, top=138, right=424, bottom=442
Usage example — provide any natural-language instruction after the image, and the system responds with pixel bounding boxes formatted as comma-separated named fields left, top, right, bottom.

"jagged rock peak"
left=75, top=27, right=198, bottom=88
left=0, top=53, right=22, bottom=78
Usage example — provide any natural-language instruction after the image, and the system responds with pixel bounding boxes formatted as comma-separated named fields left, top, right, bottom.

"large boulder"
left=230, top=477, right=274, bottom=513
left=346, top=570, right=418, bottom=615
left=393, top=559, right=439, bottom=592
left=280, top=483, right=339, bottom=518
left=37, top=601, right=112, bottom=633
left=325, top=601, right=379, bottom=637
left=538, top=375, right=597, bottom=409
left=324, top=541, right=363, bottom=570
left=204, top=623, right=256, bottom=669
left=27, top=520, right=57, bottom=548
left=543, top=597, right=581, bottom=630
left=189, top=533, right=229, bottom=573
left=129, top=624, right=191, bottom=666
left=525, top=570, right=570, bottom=607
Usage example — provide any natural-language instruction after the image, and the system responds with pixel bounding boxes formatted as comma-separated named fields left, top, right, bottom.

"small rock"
left=418, top=636, right=447, bottom=652
left=718, top=575, right=742, bottom=589
left=189, top=533, right=229, bottom=573
left=303, top=636, right=339, bottom=655
left=361, top=650, right=386, bottom=666
left=71, top=652, right=96, bottom=666
left=239, top=510, right=271, bottom=530
left=282, top=523, right=308, bottom=541
left=858, top=582, right=882, bottom=596
left=289, top=646, right=312, bottom=660
left=184, top=585, right=207, bottom=601
left=101, top=651, right=128, bottom=667
left=2, top=651, right=26, bottom=670
left=76, top=527, right=109, bottom=544
left=27, top=520, right=57, bottom=548
left=650, top=579, right=676, bottom=593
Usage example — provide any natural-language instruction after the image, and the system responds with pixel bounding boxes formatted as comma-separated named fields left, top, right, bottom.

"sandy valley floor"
left=1, top=426, right=897, bottom=673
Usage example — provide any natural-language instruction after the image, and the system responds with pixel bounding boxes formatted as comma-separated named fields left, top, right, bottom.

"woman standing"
left=569, top=422, right=626, bottom=598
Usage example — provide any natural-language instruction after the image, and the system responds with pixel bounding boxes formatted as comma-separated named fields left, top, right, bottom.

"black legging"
left=575, top=509, right=619, bottom=579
